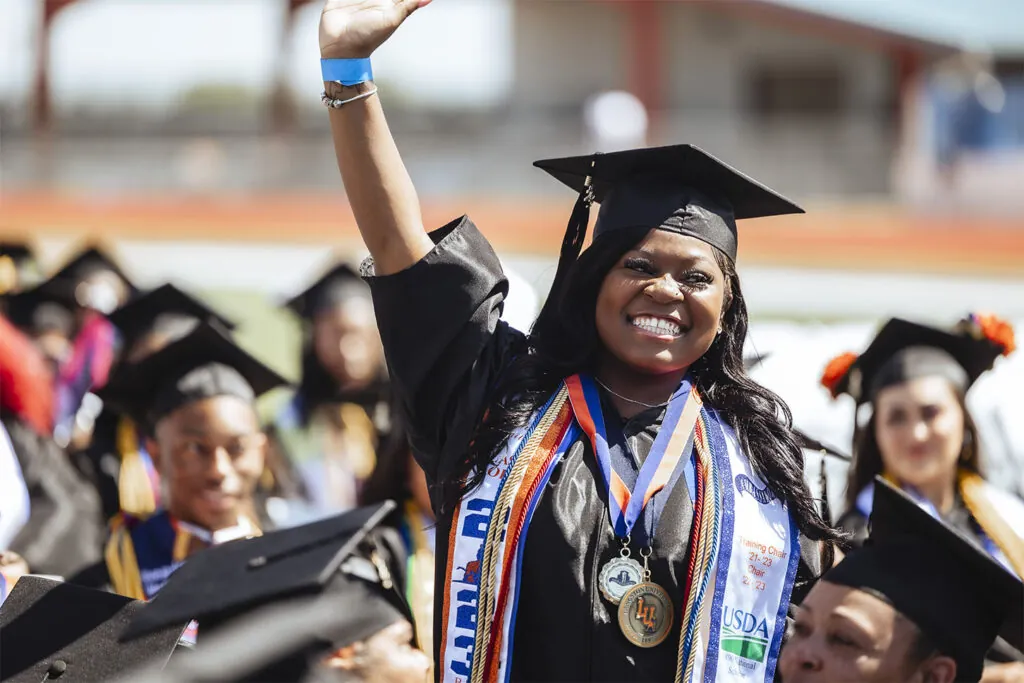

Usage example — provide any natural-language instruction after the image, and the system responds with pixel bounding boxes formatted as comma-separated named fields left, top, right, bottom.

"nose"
left=779, top=637, right=823, bottom=681
left=912, top=419, right=930, bottom=442
left=206, top=447, right=233, bottom=482
left=644, top=275, right=684, bottom=304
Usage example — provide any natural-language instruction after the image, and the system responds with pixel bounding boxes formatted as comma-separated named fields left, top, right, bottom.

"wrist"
left=324, top=80, right=376, bottom=99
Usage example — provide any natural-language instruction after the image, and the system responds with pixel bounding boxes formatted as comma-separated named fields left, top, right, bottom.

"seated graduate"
left=116, top=501, right=429, bottom=683
left=0, top=575, right=188, bottom=683
left=780, top=478, right=1024, bottom=683
left=68, top=321, right=286, bottom=599
left=74, top=283, right=238, bottom=522
left=266, top=263, right=390, bottom=521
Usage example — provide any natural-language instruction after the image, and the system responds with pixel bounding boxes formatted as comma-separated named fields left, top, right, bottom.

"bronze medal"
left=617, top=581, right=674, bottom=648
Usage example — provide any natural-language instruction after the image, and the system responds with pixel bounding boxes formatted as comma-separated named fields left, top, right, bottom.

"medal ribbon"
left=564, top=374, right=702, bottom=539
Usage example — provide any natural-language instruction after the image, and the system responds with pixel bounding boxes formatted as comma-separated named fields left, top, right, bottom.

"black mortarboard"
left=107, top=283, right=237, bottom=351
left=284, top=263, right=370, bottom=321
left=0, top=576, right=188, bottom=683
left=113, top=593, right=404, bottom=683
left=96, top=321, right=287, bottom=429
left=124, top=501, right=403, bottom=640
left=49, top=246, right=137, bottom=291
left=825, top=478, right=1023, bottom=682
left=831, top=317, right=1008, bottom=403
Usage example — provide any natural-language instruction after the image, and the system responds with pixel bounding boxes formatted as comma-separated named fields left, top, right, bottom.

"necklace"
left=594, top=377, right=669, bottom=410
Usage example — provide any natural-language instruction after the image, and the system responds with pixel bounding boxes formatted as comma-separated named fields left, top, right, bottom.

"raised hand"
left=319, top=0, right=431, bottom=60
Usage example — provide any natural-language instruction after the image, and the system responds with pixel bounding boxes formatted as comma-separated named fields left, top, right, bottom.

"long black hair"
left=844, top=389, right=983, bottom=510
left=442, top=225, right=839, bottom=552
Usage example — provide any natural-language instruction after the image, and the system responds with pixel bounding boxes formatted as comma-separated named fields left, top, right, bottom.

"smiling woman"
left=318, top=2, right=839, bottom=681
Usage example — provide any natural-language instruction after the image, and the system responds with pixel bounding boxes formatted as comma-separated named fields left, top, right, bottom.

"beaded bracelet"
left=321, top=86, right=379, bottom=109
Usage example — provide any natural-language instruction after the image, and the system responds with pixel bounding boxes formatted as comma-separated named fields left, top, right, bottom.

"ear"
left=918, top=655, right=957, bottom=683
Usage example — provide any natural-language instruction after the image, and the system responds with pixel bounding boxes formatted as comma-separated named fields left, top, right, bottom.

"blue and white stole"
left=439, top=375, right=800, bottom=683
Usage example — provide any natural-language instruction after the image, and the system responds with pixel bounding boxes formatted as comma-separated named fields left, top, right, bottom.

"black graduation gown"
left=4, top=415, right=104, bottom=578
left=72, top=408, right=123, bottom=522
left=367, top=217, right=821, bottom=683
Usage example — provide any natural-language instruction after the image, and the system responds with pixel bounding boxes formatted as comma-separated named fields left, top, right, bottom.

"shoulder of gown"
left=365, top=216, right=526, bottom=485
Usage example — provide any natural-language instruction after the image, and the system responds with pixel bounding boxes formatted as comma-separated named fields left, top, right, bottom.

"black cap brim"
left=534, top=144, right=804, bottom=220
left=96, top=322, right=287, bottom=423
left=0, top=577, right=188, bottom=683
left=107, top=283, right=237, bottom=347
left=123, top=501, right=398, bottom=641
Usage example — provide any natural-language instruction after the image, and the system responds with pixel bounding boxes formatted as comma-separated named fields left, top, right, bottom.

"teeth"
left=632, top=316, right=682, bottom=336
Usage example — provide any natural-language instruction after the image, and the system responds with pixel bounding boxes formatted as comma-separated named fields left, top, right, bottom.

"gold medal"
left=616, top=548, right=672, bottom=648
left=618, top=581, right=674, bottom=648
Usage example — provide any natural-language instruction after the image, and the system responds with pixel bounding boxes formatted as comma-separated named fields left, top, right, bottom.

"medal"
left=617, top=549, right=673, bottom=648
left=599, top=540, right=643, bottom=605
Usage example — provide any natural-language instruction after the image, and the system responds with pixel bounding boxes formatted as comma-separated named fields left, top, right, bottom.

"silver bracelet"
left=321, top=85, right=378, bottom=109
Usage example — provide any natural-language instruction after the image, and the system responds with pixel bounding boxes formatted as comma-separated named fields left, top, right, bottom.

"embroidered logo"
left=721, top=606, right=770, bottom=663
left=735, top=474, right=776, bottom=504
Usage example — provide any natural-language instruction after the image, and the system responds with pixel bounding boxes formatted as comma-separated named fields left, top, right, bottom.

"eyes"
left=621, top=255, right=715, bottom=289
left=789, top=619, right=863, bottom=651
left=882, top=404, right=943, bottom=427
left=179, top=434, right=265, bottom=461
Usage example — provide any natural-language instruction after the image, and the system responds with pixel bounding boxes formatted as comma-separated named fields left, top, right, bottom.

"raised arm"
left=319, top=0, right=435, bottom=275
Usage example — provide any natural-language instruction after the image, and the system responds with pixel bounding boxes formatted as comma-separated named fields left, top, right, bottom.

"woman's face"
left=312, top=298, right=383, bottom=390
left=873, top=376, right=965, bottom=491
left=148, top=396, right=266, bottom=531
left=594, top=230, right=727, bottom=376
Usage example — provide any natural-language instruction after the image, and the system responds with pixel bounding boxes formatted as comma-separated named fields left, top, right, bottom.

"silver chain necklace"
left=593, top=377, right=669, bottom=410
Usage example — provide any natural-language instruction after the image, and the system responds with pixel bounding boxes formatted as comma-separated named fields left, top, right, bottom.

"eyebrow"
left=633, top=248, right=715, bottom=266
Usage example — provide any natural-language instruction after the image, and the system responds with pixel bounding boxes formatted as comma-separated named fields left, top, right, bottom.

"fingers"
left=399, top=0, right=431, bottom=15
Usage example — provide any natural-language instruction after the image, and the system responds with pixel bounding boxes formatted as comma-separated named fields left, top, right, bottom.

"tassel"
left=532, top=158, right=596, bottom=334
left=818, top=450, right=831, bottom=523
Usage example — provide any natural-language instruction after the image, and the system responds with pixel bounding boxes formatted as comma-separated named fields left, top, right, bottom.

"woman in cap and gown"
left=821, top=314, right=1024, bottom=673
left=316, top=3, right=839, bottom=682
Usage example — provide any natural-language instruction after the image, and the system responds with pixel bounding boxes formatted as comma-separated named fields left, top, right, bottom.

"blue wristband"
left=321, top=58, right=373, bottom=86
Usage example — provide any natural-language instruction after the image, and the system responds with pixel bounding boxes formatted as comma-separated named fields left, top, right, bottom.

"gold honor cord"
left=959, top=470, right=1024, bottom=578
left=469, top=386, right=569, bottom=683
left=675, top=418, right=721, bottom=683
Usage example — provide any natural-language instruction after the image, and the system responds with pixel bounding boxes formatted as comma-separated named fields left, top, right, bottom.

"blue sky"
left=0, top=0, right=513, bottom=109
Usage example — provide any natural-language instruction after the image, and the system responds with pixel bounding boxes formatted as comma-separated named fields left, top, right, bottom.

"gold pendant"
left=617, top=581, right=674, bottom=648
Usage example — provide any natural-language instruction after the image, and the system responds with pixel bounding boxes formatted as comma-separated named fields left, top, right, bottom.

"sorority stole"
left=439, top=375, right=800, bottom=683
left=856, top=472, right=1024, bottom=577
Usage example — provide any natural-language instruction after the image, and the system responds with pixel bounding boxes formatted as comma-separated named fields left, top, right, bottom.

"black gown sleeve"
left=365, top=217, right=526, bottom=489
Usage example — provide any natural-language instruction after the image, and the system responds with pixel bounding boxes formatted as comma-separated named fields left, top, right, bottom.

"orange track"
left=2, top=192, right=1022, bottom=276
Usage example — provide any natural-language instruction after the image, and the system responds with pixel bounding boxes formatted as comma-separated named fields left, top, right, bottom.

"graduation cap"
left=284, top=262, right=370, bottom=322
left=49, top=246, right=137, bottom=291
left=115, top=594, right=400, bottom=683
left=123, top=501, right=403, bottom=640
left=828, top=317, right=1010, bottom=403
left=107, top=283, right=237, bottom=353
left=533, top=145, right=803, bottom=303
left=825, top=478, right=1024, bottom=682
left=97, top=321, right=287, bottom=430
left=0, top=576, right=188, bottom=683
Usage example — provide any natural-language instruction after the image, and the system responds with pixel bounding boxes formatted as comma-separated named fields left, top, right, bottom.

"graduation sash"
left=439, top=376, right=799, bottom=683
